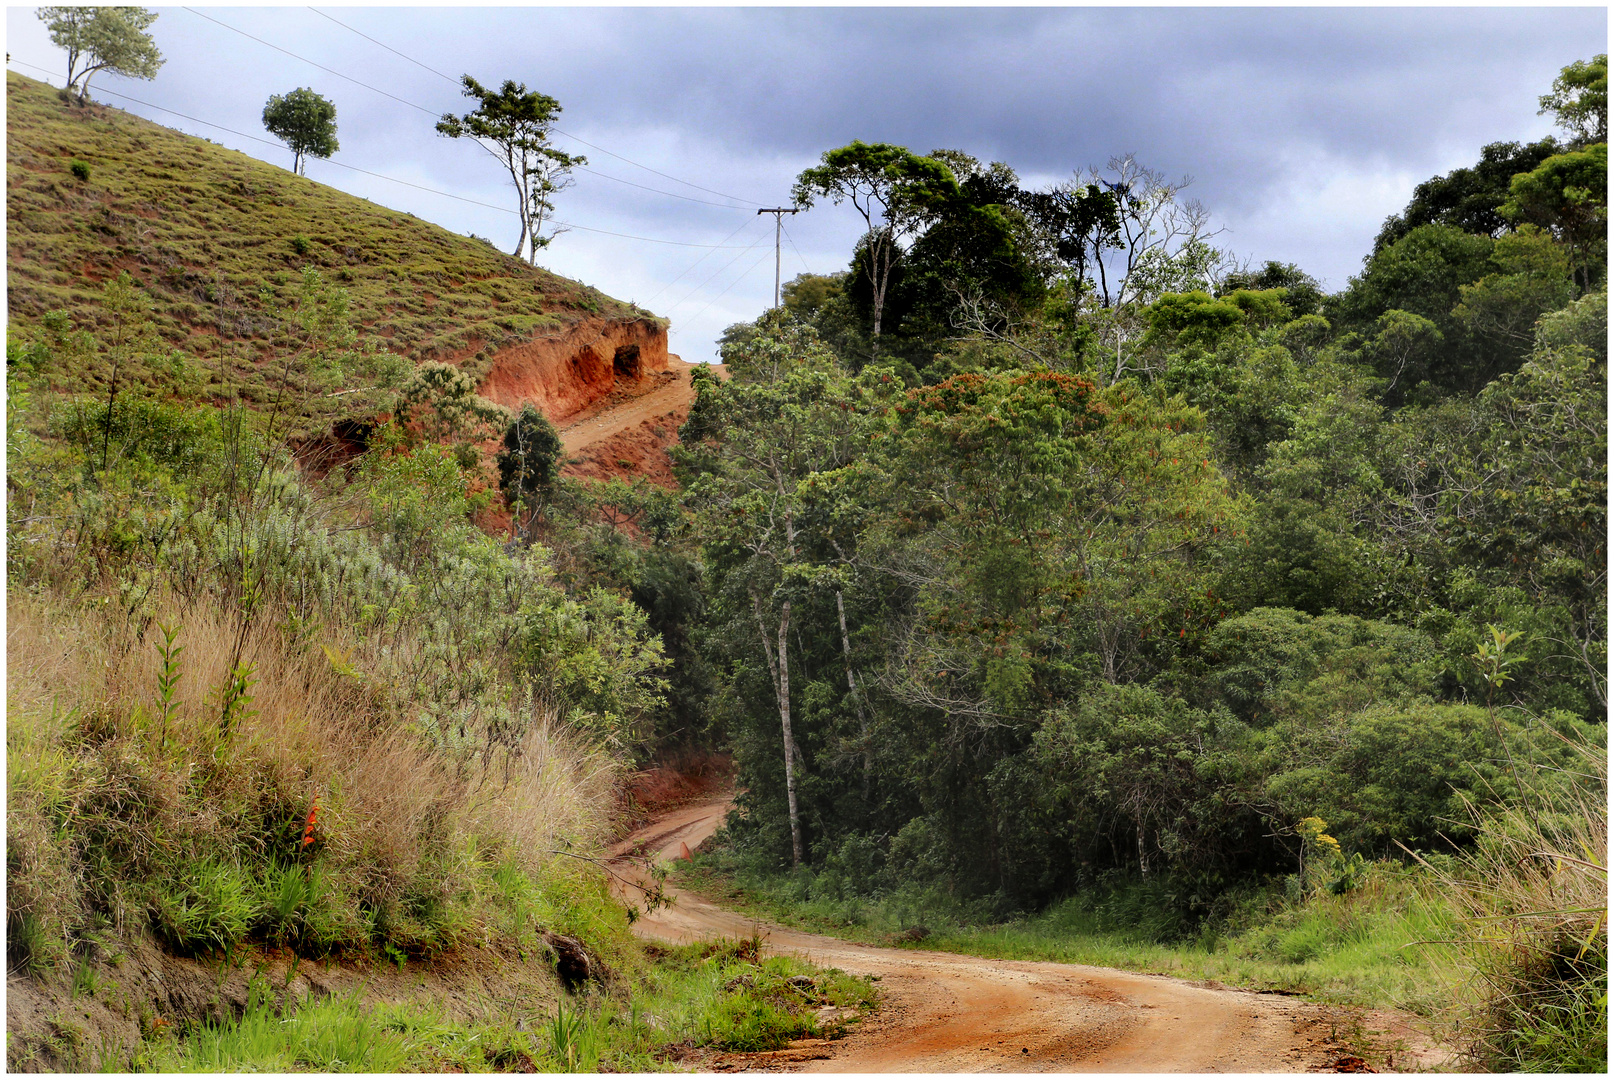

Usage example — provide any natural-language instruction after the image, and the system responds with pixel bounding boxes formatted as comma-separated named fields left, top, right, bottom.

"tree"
left=437, top=77, right=585, bottom=264
left=1328, top=223, right=1505, bottom=394
left=395, top=361, right=510, bottom=446
left=676, top=314, right=872, bottom=866
left=1539, top=54, right=1608, bottom=147
left=1373, top=139, right=1563, bottom=251
left=793, top=141, right=959, bottom=359
left=497, top=402, right=562, bottom=541
left=1022, top=156, right=1222, bottom=384
left=1499, top=142, right=1608, bottom=294
left=37, top=6, right=163, bottom=103
left=261, top=88, right=339, bottom=176
left=1218, top=261, right=1325, bottom=318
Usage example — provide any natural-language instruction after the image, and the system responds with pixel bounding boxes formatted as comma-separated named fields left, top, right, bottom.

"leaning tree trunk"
left=754, top=591, right=804, bottom=866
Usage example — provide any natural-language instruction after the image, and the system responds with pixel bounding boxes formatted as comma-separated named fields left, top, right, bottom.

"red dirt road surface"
left=610, top=799, right=1444, bottom=1073
left=557, top=357, right=719, bottom=487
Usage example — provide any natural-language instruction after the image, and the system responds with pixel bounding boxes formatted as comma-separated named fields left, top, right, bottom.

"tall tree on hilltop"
left=1539, top=53, right=1608, bottom=148
left=262, top=88, right=339, bottom=176
left=437, top=76, right=585, bottom=264
left=1022, top=155, right=1222, bottom=384
left=793, top=142, right=959, bottom=361
left=37, top=6, right=164, bottom=103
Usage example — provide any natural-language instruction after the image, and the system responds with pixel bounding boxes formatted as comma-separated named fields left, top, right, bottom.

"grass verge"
left=137, top=938, right=876, bottom=1072
left=674, top=857, right=1454, bottom=1013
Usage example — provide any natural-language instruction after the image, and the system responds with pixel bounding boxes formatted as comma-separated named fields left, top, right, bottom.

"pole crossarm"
left=758, top=207, right=803, bottom=309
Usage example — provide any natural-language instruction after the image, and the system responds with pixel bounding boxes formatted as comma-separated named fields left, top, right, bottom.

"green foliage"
left=1219, top=262, right=1324, bottom=318
left=1539, top=53, right=1608, bottom=147
left=1374, top=138, right=1563, bottom=251
left=436, top=76, right=585, bottom=263
left=262, top=88, right=339, bottom=176
left=148, top=858, right=256, bottom=956
left=1499, top=141, right=1608, bottom=293
left=498, top=402, right=562, bottom=539
left=68, top=158, right=90, bottom=181
left=793, top=141, right=961, bottom=352
left=395, top=359, right=509, bottom=445
left=1328, top=224, right=1503, bottom=395
left=1453, top=226, right=1577, bottom=349
left=37, top=6, right=163, bottom=101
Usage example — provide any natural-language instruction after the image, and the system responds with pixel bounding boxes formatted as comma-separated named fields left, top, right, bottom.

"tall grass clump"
left=6, top=310, right=667, bottom=975
left=1422, top=733, right=1607, bottom=1071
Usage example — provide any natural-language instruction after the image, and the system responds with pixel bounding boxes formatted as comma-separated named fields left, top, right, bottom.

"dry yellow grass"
left=7, top=585, right=621, bottom=957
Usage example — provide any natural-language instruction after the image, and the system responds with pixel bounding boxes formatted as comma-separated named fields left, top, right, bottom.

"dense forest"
left=677, top=57, right=1606, bottom=899
left=662, top=57, right=1607, bottom=1068
left=6, top=49, right=1605, bottom=1072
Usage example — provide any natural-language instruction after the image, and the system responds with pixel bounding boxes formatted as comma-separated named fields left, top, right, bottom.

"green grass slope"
left=6, top=71, right=656, bottom=417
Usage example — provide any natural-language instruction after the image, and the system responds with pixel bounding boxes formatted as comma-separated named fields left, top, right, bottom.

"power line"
left=300, top=5, right=763, bottom=209
left=681, top=246, right=778, bottom=330
left=306, top=7, right=459, bottom=85
left=780, top=222, right=814, bottom=276
left=549, top=130, right=762, bottom=209
left=182, top=7, right=437, bottom=117
left=577, top=167, right=752, bottom=210
left=663, top=226, right=773, bottom=316
left=6, top=60, right=759, bottom=251
left=198, top=6, right=753, bottom=210
left=637, top=216, right=761, bottom=309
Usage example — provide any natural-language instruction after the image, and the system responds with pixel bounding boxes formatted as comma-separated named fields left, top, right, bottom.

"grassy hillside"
left=6, top=71, right=657, bottom=428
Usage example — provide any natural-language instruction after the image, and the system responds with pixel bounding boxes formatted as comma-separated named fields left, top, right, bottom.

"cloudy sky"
left=7, top=5, right=1606, bottom=364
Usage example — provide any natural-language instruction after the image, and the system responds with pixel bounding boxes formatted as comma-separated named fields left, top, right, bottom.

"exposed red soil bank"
left=478, top=316, right=670, bottom=424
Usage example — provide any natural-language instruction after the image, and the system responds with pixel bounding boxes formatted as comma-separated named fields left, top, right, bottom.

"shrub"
left=289, top=234, right=311, bottom=256
left=69, top=160, right=90, bottom=181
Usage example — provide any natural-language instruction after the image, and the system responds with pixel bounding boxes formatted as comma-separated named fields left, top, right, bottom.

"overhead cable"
left=637, top=216, right=762, bottom=309
left=306, top=7, right=460, bottom=85
left=663, top=226, right=772, bottom=315
left=681, top=246, right=779, bottom=329
left=208, top=6, right=753, bottom=210
left=780, top=222, right=814, bottom=275
left=182, top=7, right=437, bottom=117
left=292, top=6, right=762, bottom=208
left=6, top=61, right=759, bottom=250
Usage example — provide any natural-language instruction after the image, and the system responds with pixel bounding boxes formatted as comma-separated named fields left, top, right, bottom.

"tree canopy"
left=437, top=76, right=585, bottom=264
left=793, top=141, right=960, bottom=358
left=262, top=88, right=340, bottom=176
left=37, top=6, right=163, bottom=102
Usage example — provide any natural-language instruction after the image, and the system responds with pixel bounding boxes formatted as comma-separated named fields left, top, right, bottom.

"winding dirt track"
left=608, top=800, right=1424, bottom=1073
left=556, top=358, right=701, bottom=458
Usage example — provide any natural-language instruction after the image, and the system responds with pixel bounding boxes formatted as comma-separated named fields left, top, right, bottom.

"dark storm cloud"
left=458, top=7, right=1597, bottom=208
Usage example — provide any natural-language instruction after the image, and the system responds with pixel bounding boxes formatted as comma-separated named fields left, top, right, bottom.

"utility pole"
left=757, top=207, right=802, bottom=310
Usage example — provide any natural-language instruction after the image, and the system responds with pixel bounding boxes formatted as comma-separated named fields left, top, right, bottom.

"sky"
left=6, top=5, right=1607, bottom=365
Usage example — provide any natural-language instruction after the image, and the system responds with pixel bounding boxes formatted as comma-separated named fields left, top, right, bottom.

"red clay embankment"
left=477, top=316, right=670, bottom=425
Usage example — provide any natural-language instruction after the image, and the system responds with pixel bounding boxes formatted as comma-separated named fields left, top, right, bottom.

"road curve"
left=608, top=799, right=1390, bottom=1073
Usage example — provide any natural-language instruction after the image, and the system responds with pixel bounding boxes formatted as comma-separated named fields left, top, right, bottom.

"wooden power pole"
left=757, top=207, right=802, bottom=310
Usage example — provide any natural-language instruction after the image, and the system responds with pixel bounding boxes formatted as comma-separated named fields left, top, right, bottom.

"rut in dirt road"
left=609, top=799, right=1440, bottom=1074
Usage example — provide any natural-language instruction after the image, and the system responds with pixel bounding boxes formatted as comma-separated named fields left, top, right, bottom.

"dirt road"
left=553, top=357, right=723, bottom=486
left=610, top=799, right=1435, bottom=1073
left=556, top=358, right=700, bottom=457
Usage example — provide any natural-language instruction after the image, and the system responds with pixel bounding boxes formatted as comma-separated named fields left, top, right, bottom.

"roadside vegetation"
left=681, top=56, right=1607, bottom=1071
left=134, top=940, right=872, bottom=1072
left=6, top=37, right=1605, bottom=1074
